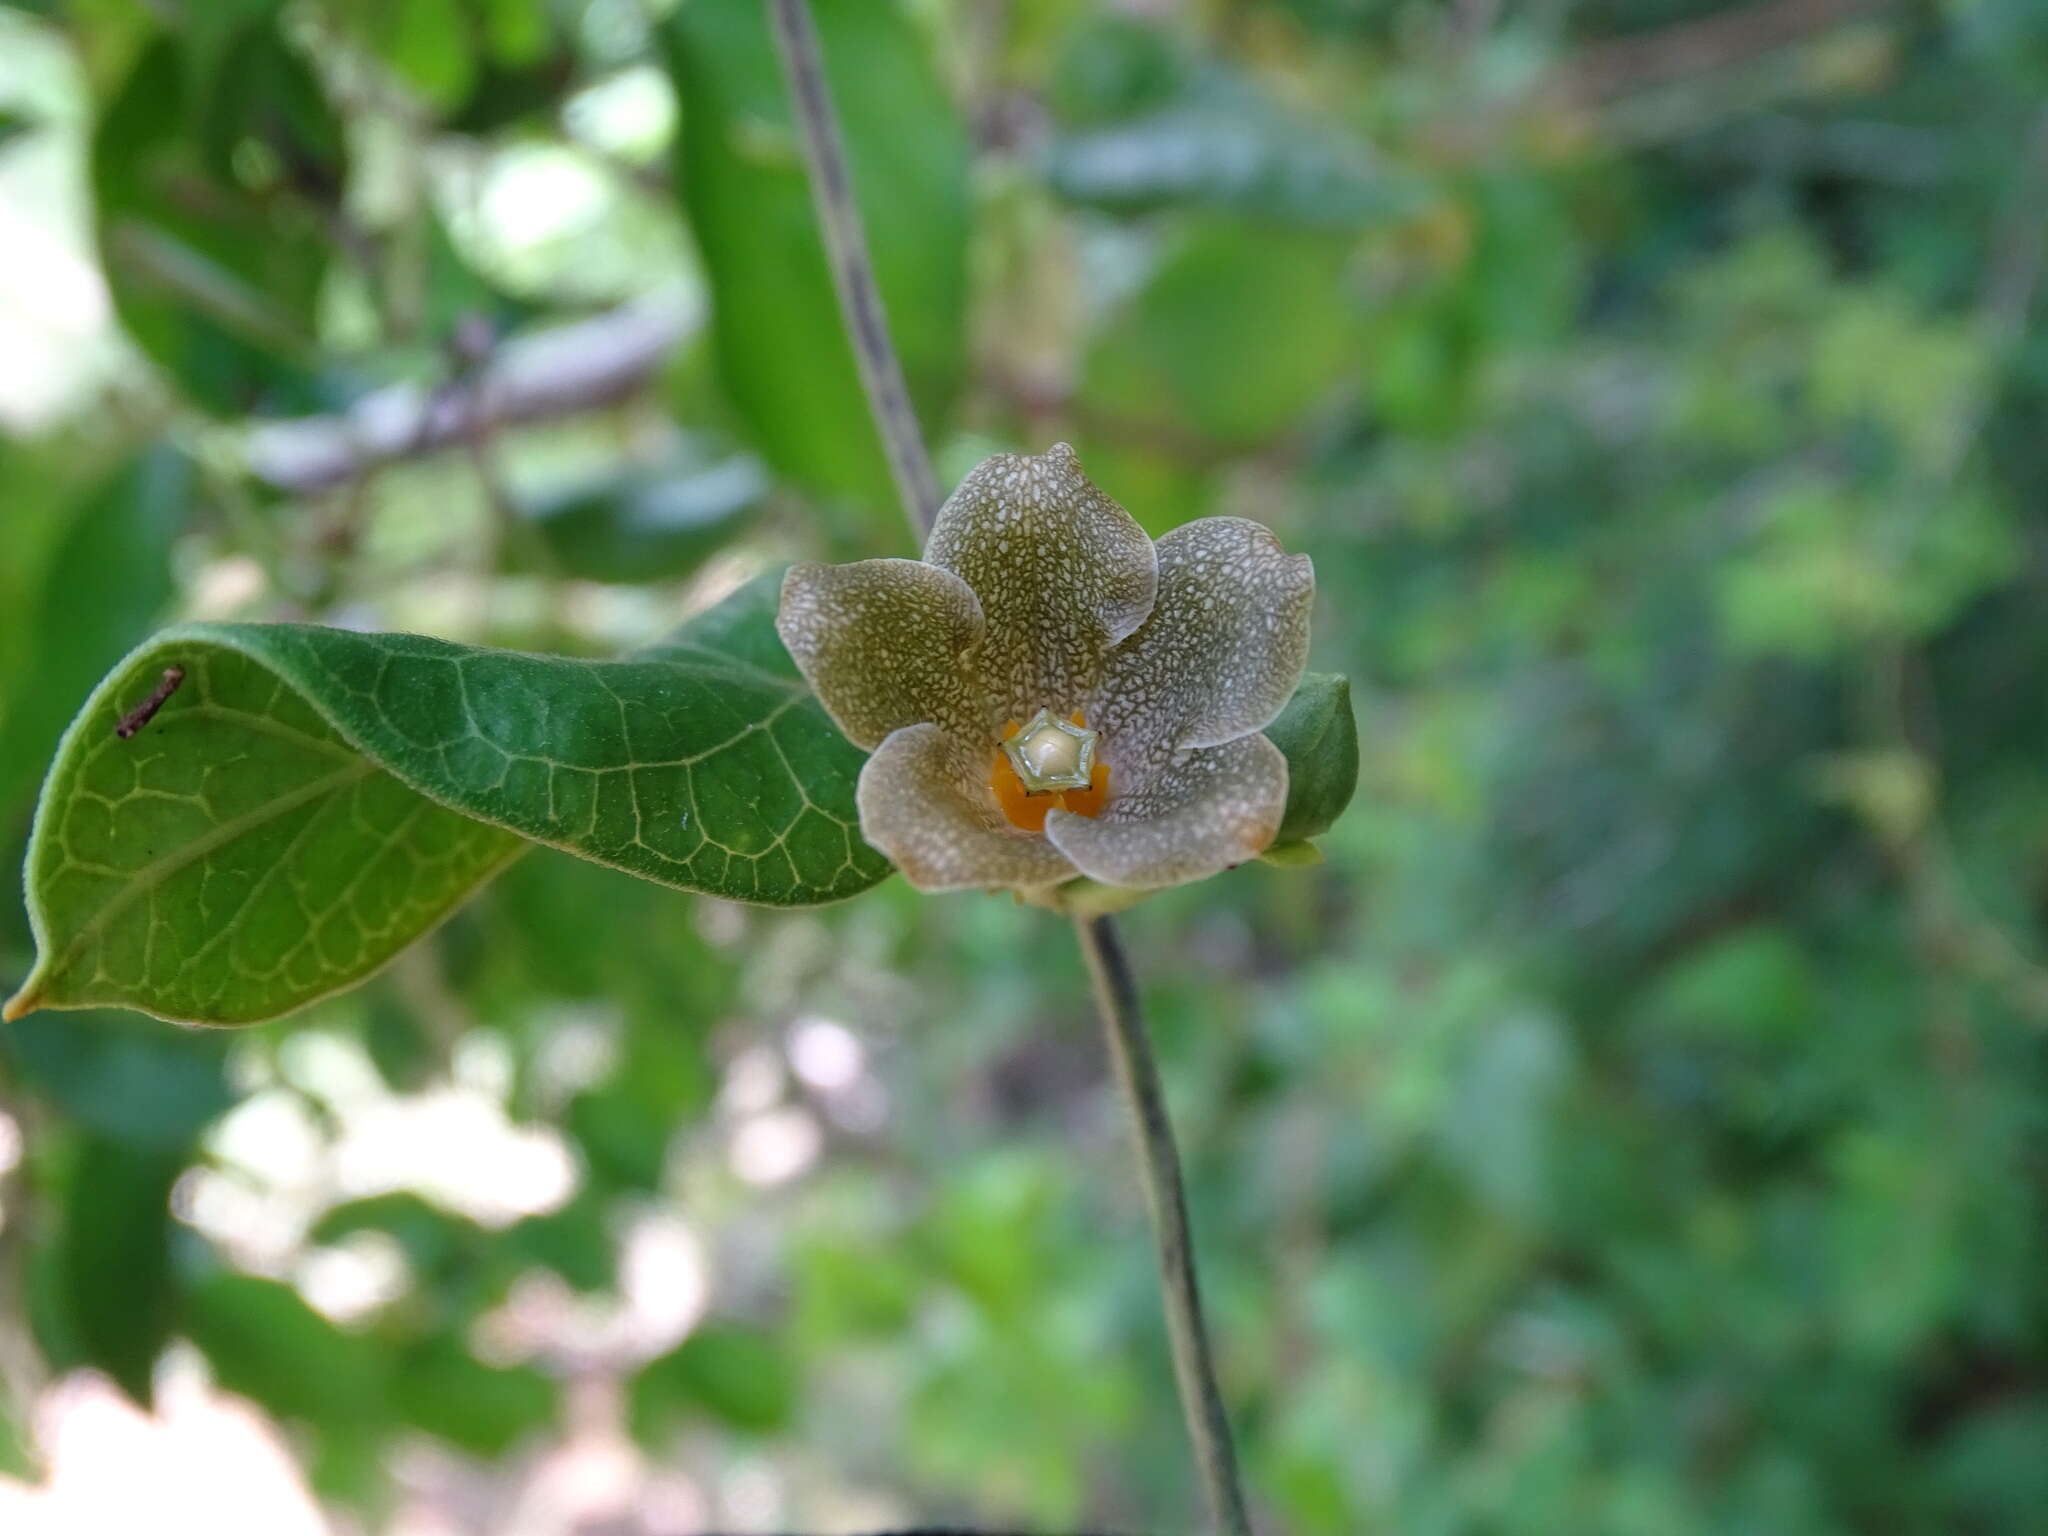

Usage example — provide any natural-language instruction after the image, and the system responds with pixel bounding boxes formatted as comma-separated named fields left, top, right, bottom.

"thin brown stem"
left=765, top=0, right=942, bottom=543
left=1075, top=914, right=1255, bottom=1536
left=764, top=8, right=1251, bottom=1524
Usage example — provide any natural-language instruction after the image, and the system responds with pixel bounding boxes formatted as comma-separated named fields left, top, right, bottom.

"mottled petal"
left=778, top=559, right=986, bottom=750
left=925, top=443, right=1157, bottom=720
left=1045, top=734, right=1287, bottom=889
left=1087, top=517, right=1313, bottom=775
left=859, top=723, right=1079, bottom=892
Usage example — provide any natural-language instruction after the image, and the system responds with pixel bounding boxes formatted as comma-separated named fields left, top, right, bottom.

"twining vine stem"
left=765, top=0, right=943, bottom=541
left=766, top=5, right=1255, bottom=1530
left=1076, top=915, right=1256, bottom=1536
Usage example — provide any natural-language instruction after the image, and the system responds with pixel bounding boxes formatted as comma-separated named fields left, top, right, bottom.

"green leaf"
left=0, top=442, right=82, bottom=701
left=183, top=1271, right=390, bottom=1433
left=312, top=1191, right=484, bottom=1282
left=1046, top=13, right=1188, bottom=125
left=0, top=447, right=190, bottom=811
left=511, top=453, right=767, bottom=584
left=90, top=28, right=336, bottom=413
left=1081, top=222, right=1359, bottom=447
left=3, top=1009, right=233, bottom=1148
left=8, top=575, right=889, bottom=1026
left=197, top=22, right=345, bottom=195
left=504, top=1193, right=613, bottom=1294
left=630, top=1323, right=795, bottom=1440
left=566, top=1078, right=675, bottom=1194
left=7, top=644, right=525, bottom=1026
left=0, top=108, right=36, bottom=152
left=792, top=1236, right=916, bottom=1344
left=52, top=1134, right=184, bottom=1406
left=394, top=1337, right=557, bottom=1458
left=332, top=0, right=476, bottom=116
left=661, top=0, right=968, bottom=519
left=0, top=1395, right=34, bottom=1481
left=1263, top=672, right=1358, bottom=844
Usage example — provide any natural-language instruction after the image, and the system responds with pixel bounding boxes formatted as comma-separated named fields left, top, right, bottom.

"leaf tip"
left=1, top=986, right=36, bottom=1023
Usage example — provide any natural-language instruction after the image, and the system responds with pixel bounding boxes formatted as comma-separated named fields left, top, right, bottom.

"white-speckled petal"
left=1086, top=517, right=1313, bottom=779
left=924, top=443, right=1157, bottom=720
left=777, top=560, right=987, bottom=750
left=1045, top=734, right=1287, bottom=889
left=858, top=723, right=1079, bottom=892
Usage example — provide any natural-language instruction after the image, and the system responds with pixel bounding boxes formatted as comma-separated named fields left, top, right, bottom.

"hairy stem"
left=1075, top=913, right=1255, bottom=1536
left=765, top=0, right=943, bottom=542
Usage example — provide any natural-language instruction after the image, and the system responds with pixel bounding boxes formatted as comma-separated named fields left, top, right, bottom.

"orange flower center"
left=991, top=713, right=1110, bottom=832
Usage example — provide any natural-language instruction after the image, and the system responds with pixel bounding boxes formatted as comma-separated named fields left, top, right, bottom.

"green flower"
left=777, top=444, right=1313, bottom=895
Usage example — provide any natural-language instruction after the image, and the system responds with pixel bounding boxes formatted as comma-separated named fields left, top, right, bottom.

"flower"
left=776, top=444, right=1313, bottom=894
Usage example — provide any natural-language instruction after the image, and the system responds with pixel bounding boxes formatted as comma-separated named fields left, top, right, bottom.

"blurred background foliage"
left=2, top=0, right=2048, bottom=1531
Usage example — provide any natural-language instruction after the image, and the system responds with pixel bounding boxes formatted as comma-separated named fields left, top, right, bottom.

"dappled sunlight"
left=3, top=0, right=2047, bottom=1530
left=0, top=1365, right=327, bottom=1536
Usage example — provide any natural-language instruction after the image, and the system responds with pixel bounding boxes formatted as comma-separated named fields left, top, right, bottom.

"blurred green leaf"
left=3, top=1009, right=233, bottom=1148
left=314, top=1192, right=481, bottom=1281
left=0, top=444, right=82, bottom=701
left=505, top=1194, right=613, bottom=1294
left=444, top=48, right=577, bottom=136
left=631, top=1323, right=795, bottom=1440
left=1263, top=672, right=1358, bottom=844
left=1933, top=1401, right=2048, bottom=1532
left=661, top=0, right=968, bottom=522
left=0, top=107, right=36, bottom=150
left=179, top=0, right=280, bottom=89
left=1047, top=12, right=1187, bottom=124
left=0, top=1395, right=33, bottom=1480
left=0, top=446, right=190, bottom=812
left=89, top=25, right=339, bottom=413
left=335, top=0, right=476, bottom=115
left=511, top=452, right=767, bottom=584
left=1082, top=222, right=1358, bottom=446
left=52, top=1134, right=183, bottom=1406
left=793, top=1235, right=917, bottom=1344
left=320, top=0, right=572, bottom=132
left=1640, top=926, right=1818, bottom=1043
left=394, top=1337, right=557, bottom=1457
left=183, top=1272, right=390, bottom=1433
left=197, top=23, right=344, bottom=196
left=565, top=1078, right=673, bottom=1193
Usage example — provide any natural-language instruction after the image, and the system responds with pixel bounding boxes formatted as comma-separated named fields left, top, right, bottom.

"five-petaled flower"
left=777, top=444, right=1314, bottom=895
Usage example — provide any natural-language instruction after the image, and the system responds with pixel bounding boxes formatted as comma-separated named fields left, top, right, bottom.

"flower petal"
left=778, top=559, right=986, bottom=750
left=925, top=443, right=1157, bottom=720
left=859, top=723, right=1078, bottom=892
left=1087, top=517, right=1313, bottom=773
left=1045, top=733, right=1287, bottom=889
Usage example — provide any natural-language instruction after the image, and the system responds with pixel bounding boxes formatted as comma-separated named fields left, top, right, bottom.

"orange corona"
left=992, top=714, right=1110, bottom=832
